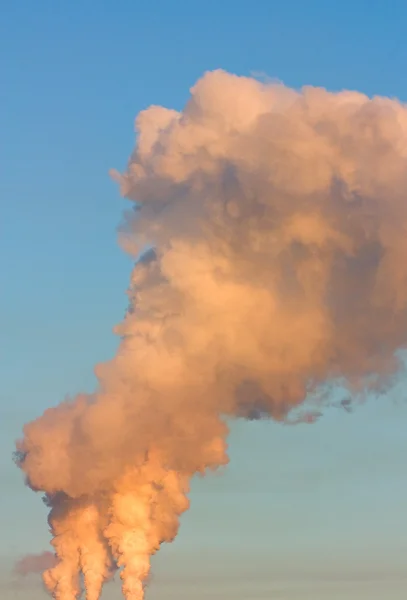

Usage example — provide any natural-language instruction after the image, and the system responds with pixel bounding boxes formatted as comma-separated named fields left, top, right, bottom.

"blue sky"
left=2, top=1, right=407, bottom=598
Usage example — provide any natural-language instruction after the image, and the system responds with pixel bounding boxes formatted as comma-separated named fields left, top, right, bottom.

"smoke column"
left=15, top=70, right=407, bottom=599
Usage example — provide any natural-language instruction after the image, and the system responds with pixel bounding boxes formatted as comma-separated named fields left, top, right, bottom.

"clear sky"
left=2, top=1, right=407, bottom=598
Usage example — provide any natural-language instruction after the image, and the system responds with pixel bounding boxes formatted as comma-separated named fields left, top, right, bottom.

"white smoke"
left=15, top=69, right=407, bottom=599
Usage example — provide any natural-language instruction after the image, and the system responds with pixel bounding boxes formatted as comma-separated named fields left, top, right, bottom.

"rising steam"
left=15, top=70, right=407, bottom=599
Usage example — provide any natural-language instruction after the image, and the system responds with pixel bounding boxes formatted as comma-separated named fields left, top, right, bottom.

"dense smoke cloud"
left=15, top=70, right=407, bottom=599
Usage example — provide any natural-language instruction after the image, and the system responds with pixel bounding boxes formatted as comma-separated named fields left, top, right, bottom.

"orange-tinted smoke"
left=15, top=70, right=407, bottom=599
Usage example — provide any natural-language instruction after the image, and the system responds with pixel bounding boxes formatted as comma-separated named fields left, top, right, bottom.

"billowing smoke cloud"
left=15, top=70, right=407, bottom=599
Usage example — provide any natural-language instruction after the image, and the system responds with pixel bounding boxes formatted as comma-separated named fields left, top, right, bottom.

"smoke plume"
left=15, top=69, right=407, bottom=599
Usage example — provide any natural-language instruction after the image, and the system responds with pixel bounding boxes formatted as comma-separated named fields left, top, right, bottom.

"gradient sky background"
left=2, top=1, right=407, bottom=598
